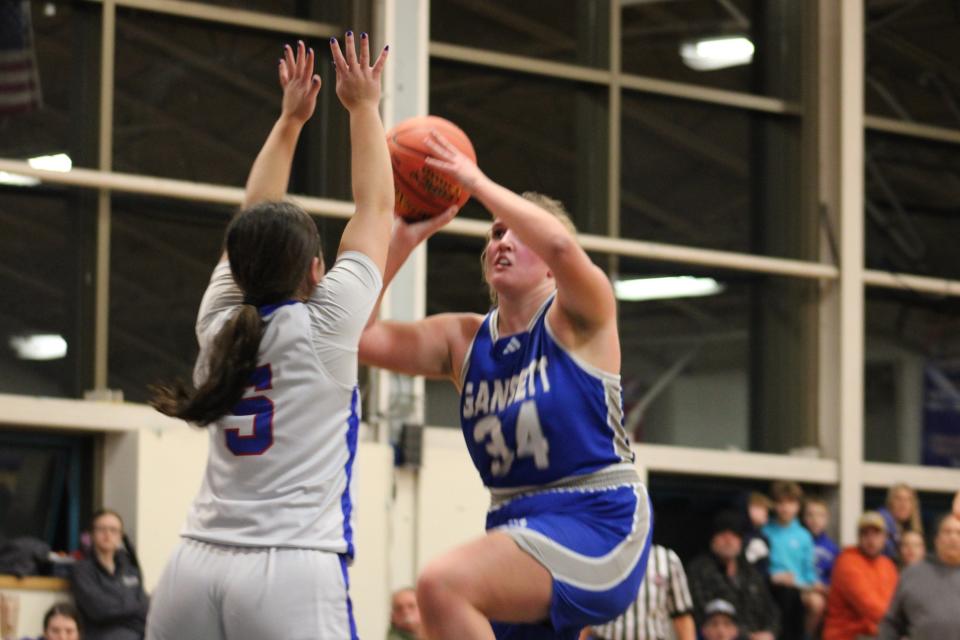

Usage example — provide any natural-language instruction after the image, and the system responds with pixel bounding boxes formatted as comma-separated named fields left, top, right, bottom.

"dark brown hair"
left=150, top=201, right=320, bottom=425
left=770, top=481, right=804, bottom=502
left=44, top=602, right=81, bottom=634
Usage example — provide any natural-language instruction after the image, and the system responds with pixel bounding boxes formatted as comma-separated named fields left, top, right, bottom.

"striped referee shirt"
left=591, top=545, right=695, bottom=640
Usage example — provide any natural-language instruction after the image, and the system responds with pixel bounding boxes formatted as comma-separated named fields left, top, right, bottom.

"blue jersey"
left=459, top=294, right=634, bottom=488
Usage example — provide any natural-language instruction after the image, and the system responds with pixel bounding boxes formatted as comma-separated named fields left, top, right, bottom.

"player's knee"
left=416, top=560, right=464, bottom=615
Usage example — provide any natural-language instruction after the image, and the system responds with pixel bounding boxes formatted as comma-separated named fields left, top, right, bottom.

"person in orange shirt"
left=822, top=511, right=898, bottom=640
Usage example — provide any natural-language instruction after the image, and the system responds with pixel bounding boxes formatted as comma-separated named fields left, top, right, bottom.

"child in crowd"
left=763, top=481, right=825, bottom=640
left=744, top=492, right=773, bottom=576
left=898, top=530, right=926, bottom=568
left=803, top=496, right=839, bottom=587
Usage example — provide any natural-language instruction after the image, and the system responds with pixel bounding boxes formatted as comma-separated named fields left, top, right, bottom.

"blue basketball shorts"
left=487, top=480, right=653, bottom=638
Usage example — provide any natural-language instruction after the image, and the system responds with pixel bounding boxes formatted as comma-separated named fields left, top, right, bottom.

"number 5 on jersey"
left=227, top=365, right=274, bottom=456
left=473, top=399, right=549, bottom=477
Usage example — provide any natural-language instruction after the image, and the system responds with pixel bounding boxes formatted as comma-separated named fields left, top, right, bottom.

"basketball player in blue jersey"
left=145, top=35, right=391, bottom=640
left=360, top=130, right=652, bottom=640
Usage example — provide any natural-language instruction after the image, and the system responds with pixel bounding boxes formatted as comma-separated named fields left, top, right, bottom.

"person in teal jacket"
left=762, top=482, right=825, bottom=640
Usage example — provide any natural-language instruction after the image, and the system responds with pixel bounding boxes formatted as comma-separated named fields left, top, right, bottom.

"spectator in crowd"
left=687, top=510, right=779, bottom=640
left=877, top=483, right=922, bottom=561
left=387, top=587, right=423, bottom=640
left=762, top=481, right=825, bottom=640
left=586, top=544, right=695, bottom=640
left=897, top=530, right=926, bottom=569
left=70, top=510, right=148, bottom=640
left=879, top=513, right=960, bottom=640
left=821, top=511, right=898, bottom=640
left=700, top=599, right=741, bottom=640
left=803, top=496, right=839, bottom=587
left=743, top=492, right=772, bottom=576
left=41, top=603, right=82, bottom=640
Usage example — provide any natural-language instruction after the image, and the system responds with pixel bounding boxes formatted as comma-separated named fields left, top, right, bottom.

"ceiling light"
left=680, top=36, right=754, bottom=71
left=614, top=276, right=725, bottom=302
left=9, top=334, right=68, bottom=360
left=0, top=172, right=40, bottom=187
left=0, top=153, right=72, bottom=187
left=28, top=153, right=72, bottom=172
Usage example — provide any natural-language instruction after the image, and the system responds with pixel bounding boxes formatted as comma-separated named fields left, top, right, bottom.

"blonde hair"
left=480, top=192, right=577, bottom=306
left=887, top=483, right=923, bottom=535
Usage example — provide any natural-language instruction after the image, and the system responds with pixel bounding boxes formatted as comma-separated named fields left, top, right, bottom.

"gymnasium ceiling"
left=1, top=0, right=960, bottom=410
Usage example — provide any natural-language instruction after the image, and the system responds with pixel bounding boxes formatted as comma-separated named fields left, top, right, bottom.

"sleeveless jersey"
left=181, top=252, right=381, bottom=556
left=459, top=294, right=634, bottom=488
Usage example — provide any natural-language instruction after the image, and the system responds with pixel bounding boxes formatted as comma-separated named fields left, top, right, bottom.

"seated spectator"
left=821, top=511, right=898, bottom=640
left=879, top=513, right=960, bottom=640
left=387, top=587, right=423, bottom=640
left=587, top=544, right=695, bottom=640
left=803, top=496, right=839, bottom=587
left=897, top=530, right=926, bottom=569
left=743, top=492, right=772, bottom=575
left=762, top=481, right=825, bottom=640
left=70, top=510, right=148, bottom=640
left=700, top=599, right=741, bottom=640
left=687, top=510, right=779, bottom=640
left=877, top=483, right=923, bottom=561
left=42, top=603, right=82, bottom=640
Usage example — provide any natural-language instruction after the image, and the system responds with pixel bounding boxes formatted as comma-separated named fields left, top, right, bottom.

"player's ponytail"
left=150, top=201, right=321, bottom=425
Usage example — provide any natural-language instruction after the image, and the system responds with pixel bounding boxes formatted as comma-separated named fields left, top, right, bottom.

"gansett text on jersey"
left=462, top=356, right=551, bottom=419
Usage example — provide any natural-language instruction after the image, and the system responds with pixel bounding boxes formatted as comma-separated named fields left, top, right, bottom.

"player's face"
left=803, top=503, right=828, bottom=535
left=484, top=220, right=550, bottom=295
left=935, top=515, right=960, bottom=566
left=91, top=513, right=123, bottom=556
left=899, top=531, right=926, bottom=566
left=702, top=615, right=738, bottom=640
left=45, top=614, right=79, bottom=640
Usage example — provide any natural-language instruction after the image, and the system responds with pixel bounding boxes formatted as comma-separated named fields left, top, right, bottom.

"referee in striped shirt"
left=583, top=544, right=696, bottom=640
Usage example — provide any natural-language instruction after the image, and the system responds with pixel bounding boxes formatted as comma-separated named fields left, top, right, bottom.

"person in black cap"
left=687, top=510, right=779, bottom=640
left=701, top=599, right=741, bottom=640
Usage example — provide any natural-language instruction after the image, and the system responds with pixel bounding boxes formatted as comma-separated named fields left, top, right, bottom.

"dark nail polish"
left=384, top=45, right=390, bottom=51
left=361, top=32, right=367, bottom=39
left=346, top=30, right=353, bottom=37
left=330, top=37, right=336, bottom=43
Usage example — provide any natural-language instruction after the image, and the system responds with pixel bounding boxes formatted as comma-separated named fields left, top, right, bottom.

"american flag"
left=0, top=0, right=42, bottom=115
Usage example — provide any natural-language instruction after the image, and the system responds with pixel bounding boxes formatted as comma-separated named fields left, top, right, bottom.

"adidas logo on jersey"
left=502, top=337, right=522, bottom=356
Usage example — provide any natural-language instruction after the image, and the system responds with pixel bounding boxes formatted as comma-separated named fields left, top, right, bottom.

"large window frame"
left=1, top=0, right=959, bottom=546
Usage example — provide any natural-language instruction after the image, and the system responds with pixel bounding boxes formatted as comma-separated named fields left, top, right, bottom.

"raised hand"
left=423, top=130, right=485, bottom=194
left=279, top=41, right=321, bottom=125
left=392, top=205, right=459, bottom=252
left=330, top=31, right=388, bottom=112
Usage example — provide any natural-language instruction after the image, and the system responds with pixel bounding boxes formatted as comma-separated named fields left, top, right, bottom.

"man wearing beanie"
left=687, top=510, right=779, bottom=640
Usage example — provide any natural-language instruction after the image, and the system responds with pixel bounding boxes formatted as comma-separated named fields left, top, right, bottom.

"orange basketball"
left=387, top=115, right=476, bottom=222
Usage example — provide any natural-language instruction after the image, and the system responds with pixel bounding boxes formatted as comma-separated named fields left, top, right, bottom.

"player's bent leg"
left=417, top=531, right=553, bottom=640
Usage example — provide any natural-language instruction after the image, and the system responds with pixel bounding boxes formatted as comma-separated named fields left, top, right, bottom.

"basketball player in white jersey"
left=145, top=34, right=391, bottom=640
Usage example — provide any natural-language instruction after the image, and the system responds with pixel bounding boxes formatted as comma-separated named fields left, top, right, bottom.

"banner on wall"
left=922, top=363, right=960, bottom=468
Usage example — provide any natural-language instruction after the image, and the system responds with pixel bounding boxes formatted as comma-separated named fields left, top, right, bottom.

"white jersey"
left=180, top=251, right=382, bottom=556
